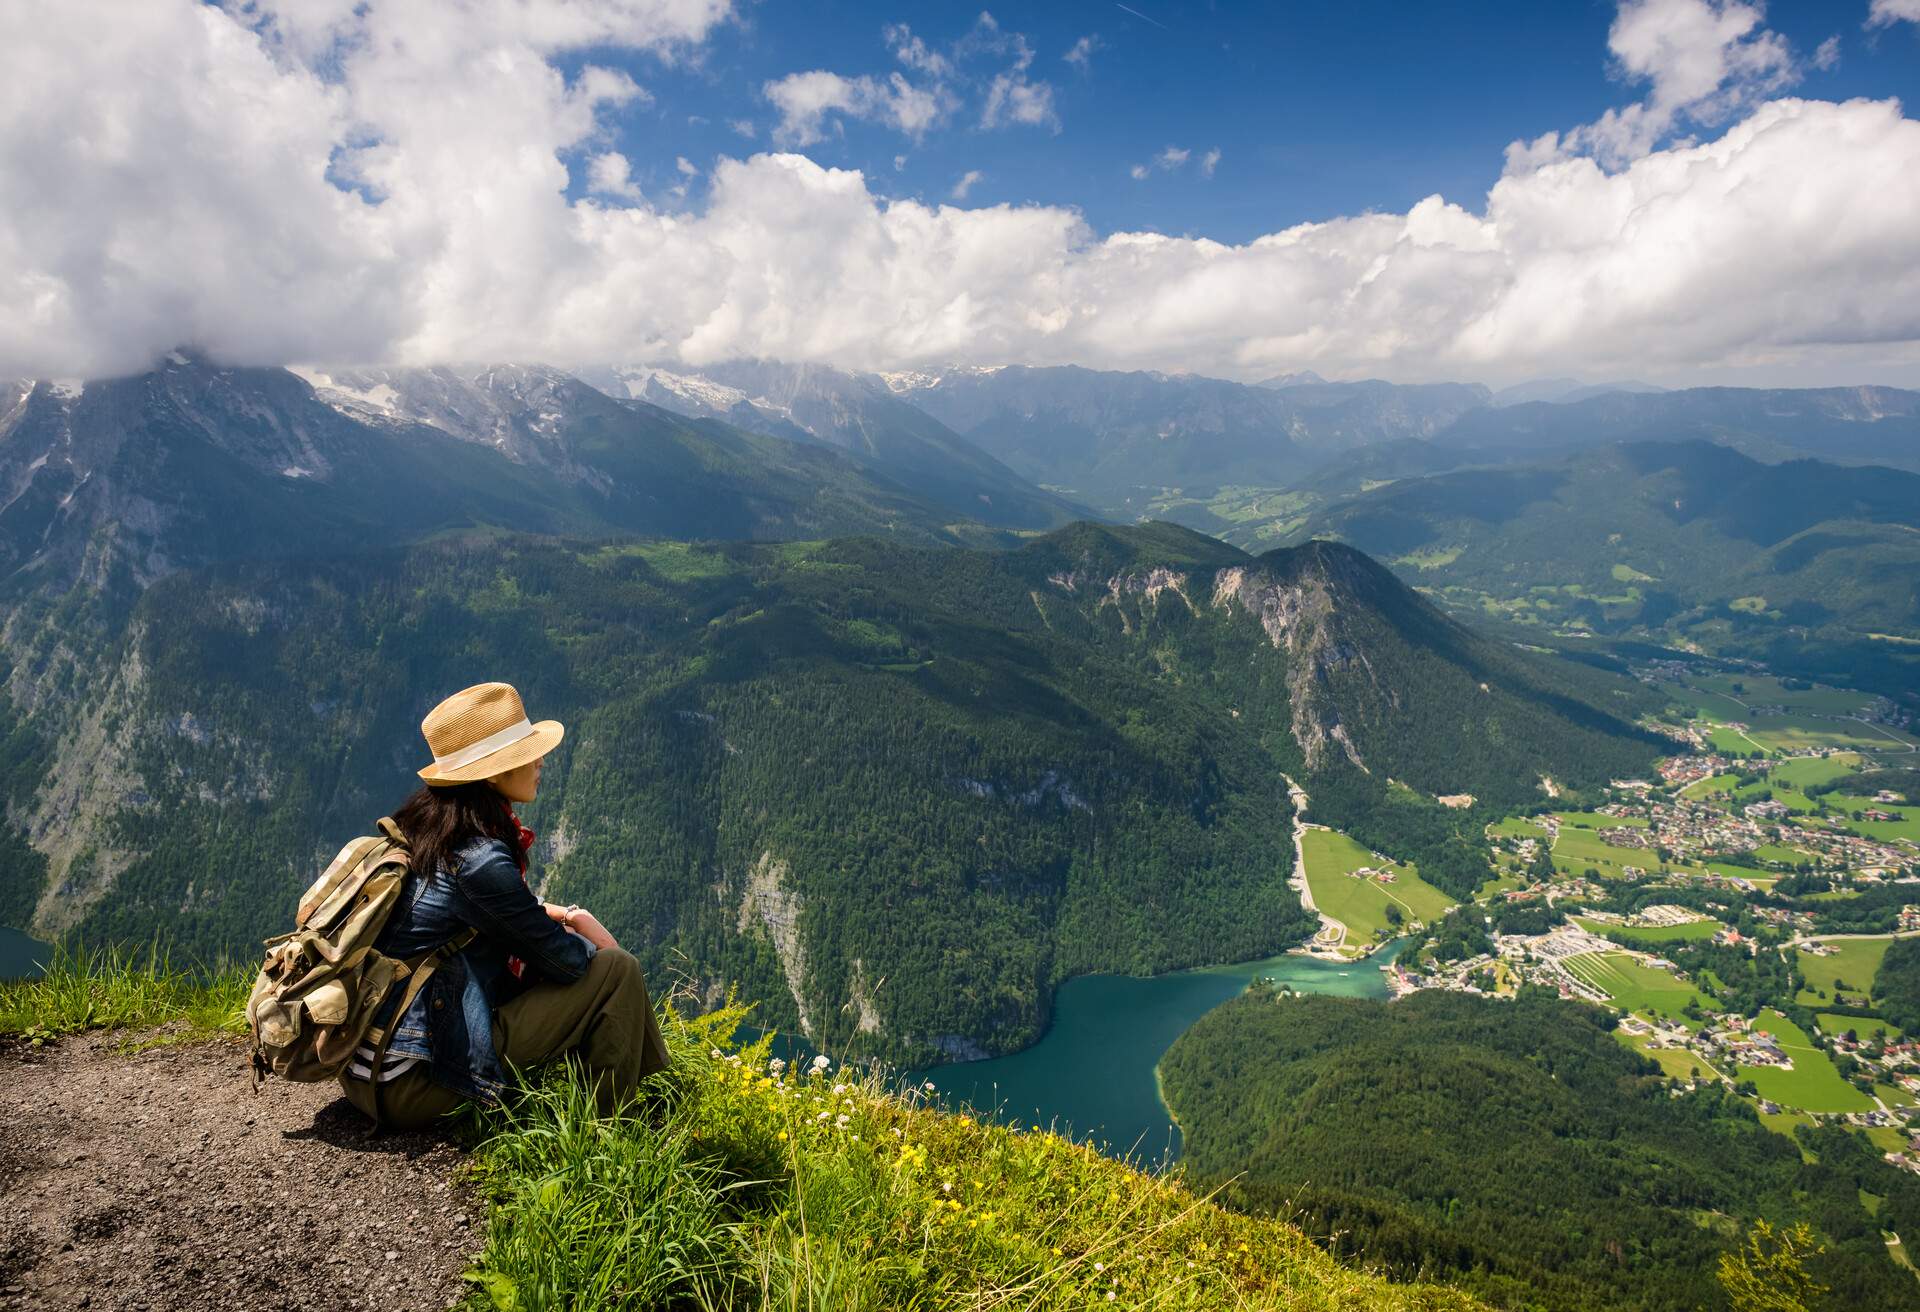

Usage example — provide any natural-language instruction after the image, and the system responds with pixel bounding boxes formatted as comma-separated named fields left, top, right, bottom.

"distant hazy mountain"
left=586, top=360, right=1088, bottom=530
left=1440, top=385, right=1920, bottom=468
left=1487, top=377, right=1667, bottom=407
left=880, top=364, right=1489, bottom=514
left=1293, top=439, right=1920, bottom=696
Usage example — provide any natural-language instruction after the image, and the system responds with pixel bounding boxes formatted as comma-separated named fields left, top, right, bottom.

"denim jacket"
left=370, top=834, right=596, bottom=1102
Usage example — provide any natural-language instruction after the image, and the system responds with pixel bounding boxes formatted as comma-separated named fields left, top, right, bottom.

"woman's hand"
left=543, top=901, right=619, bottom=951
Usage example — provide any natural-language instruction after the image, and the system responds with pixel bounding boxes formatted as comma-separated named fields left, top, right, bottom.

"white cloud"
left=1129, top=163, right=1151, bottom=180
left=1200, top=147, right=1222, bottom=177
left=676, top=156, right=699, bottom=176
left=6, top=1, right=1920, bottom=389
left=1867, top=0, right=1920, bottom=28
left=1812, top=35, right=1842, bottom=69
left=728, top=117, right=756, bottom=138
left=1155, top=146, right=1191, bottom=168
left=883, top=23, right=954, bottom=79
left=950, top=169, right=985, bottom=200
left=764, top=70, right=948, bottom=146
left=1512, top=0, right=1802, bottom=169
left=589, top=152, right=646, bottom=201
left=768, top=13, right=1058, bottom=145
left=1064, top=35, right=1102, bottom=70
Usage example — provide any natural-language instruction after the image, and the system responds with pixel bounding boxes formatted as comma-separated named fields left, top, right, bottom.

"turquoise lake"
left=919, top=941, right=1402, bottom=1165
left=0, top=925, right=52, bottom=980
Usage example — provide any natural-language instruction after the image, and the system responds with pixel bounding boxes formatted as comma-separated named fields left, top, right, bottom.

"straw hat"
left=417, top=682, right=564, bottom=785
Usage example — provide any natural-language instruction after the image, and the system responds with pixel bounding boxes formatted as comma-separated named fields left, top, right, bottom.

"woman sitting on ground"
left=338, top=681, right=670, bottom=1128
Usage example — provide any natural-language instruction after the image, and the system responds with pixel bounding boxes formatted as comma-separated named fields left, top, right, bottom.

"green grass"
left=1300, top=829, right=1457, bottom=948
left=0, top=942, right=250, bottom=1042
left=1572, top=916, right=1719, bottom=944
left=1735, top=1010, right=1874, bottom=1115
left=1815, top=1013, right=1898, bottom=1042
left=587, top=540, right=743, bottom=582
left=1689, top=675, right=1877, bottom=716
left=1681, top=773, right=1741, bottom=800
left=1796, top=938, right=1896, bottom=1008
left=1562, top=951, right=1709, bottom=1028
left=1744, top=717, right=1918, bottom=755
left=1817, top=795, right=1920, bottom=844
left=1542, top=813, right=1677, bottom=881
left=1615, top=1029, right=1721, bottom=1083
left=2, top=952, right=1489, bottom=1312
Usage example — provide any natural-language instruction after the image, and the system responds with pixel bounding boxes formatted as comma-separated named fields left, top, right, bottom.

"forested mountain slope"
left=0, top=522, right=1658, bottom=1065
left=1293, top=440, right=1920, bottom=698
left=1161, top=988, right=1920, bottom=1312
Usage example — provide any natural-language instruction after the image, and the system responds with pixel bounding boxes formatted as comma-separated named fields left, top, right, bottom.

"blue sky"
left=594, top=0, right=1920, bottom=242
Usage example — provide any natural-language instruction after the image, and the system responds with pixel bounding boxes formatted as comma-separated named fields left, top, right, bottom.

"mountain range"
left=0, top=354, right=1668, bottom=1063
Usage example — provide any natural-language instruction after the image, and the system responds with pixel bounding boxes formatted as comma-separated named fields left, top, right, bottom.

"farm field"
left=1562, top=951, right=1709, bottom=1028
left=1572, top=916, right=1719, bottom=944
left=1299, top=828, right=1456, bottom=949
left=1743, top=715, right=1919, bottom=756
left=1689, top=675, right=1879, bottom=716
left=1736, top=1010, right=1874, bottom=1114
left=1815, top=1012, right=1899, bottom=1041
left=1796, top=937, right=1895, bottom=1008
left=1818, top=795, right=1920, bottom=844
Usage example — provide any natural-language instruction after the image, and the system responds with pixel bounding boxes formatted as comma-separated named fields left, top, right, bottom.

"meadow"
left=1299, top=828, right=1456, bottom=949
left=1572, top=916, right=1719, bottom=944
left=1796, top=937, right=1895, bottom=1008
left=1735, top=1010, right=1874, bottom=1115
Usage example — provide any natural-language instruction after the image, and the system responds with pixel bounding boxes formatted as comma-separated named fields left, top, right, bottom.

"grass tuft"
left=0, top=941, right=251, bottom=1042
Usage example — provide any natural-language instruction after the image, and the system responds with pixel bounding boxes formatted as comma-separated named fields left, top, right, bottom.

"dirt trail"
left=0, top=1032, right=477, bottom=1311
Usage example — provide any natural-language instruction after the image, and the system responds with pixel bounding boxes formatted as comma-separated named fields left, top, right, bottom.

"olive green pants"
left=339, top=946, right=671, bottom=1129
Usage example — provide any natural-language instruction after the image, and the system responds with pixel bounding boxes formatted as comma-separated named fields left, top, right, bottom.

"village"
left=1388, top=733, right=1920, bottom=1170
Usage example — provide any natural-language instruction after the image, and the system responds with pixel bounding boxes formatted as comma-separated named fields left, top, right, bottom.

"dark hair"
left=389, top=781, right=520, bottom=880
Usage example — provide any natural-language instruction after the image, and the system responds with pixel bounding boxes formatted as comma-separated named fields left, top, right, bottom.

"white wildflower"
left=811, top=1054, right=831, bottom=1073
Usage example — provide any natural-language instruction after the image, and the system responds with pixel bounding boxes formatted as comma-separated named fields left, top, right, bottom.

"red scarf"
left=505, top=808, right=538, bottom=980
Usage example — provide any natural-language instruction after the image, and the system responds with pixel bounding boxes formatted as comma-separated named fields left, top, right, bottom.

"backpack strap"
left=364, top=926, right=479, bottom=1128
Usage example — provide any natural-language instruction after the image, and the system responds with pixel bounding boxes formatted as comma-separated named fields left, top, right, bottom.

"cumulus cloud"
left=769, top=14, right=1057, bottom=145
left=949, top=169, right=985, bottom=200
left=1510, top=0, right=1803, bottom=169
left=1867, top=0, right=1920, bottom=27
left=764, top=70, right=948, bottom=146
left=1200, top=147, right=1222, bottom=177
left=5, top=0, right=1920, bottom=388
left=589, top=152, right=646, bottom=200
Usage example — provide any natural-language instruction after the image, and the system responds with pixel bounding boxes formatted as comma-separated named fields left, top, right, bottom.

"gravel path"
left=0, top=1031, right=478, bottom=1311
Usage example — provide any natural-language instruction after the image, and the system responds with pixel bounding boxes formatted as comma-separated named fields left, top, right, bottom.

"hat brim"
left=418, top=720, right=564, bottom=785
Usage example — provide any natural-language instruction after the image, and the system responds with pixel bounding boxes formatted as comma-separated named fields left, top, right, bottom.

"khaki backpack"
left=247, top=817, right=472, bottom=1100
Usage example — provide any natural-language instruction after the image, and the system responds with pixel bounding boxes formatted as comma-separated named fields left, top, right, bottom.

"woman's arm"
left=450, top=843, right=597, bottom=983
left=544, top=901, right=620, bottom=951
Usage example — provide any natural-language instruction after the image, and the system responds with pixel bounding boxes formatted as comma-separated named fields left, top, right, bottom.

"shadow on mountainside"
left=0, top=1032, right=477, bottom=1311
